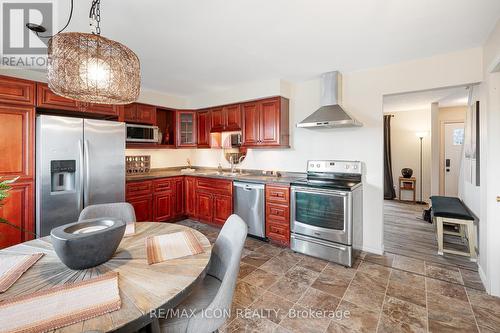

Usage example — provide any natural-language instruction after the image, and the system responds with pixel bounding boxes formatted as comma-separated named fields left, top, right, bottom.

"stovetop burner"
left=291, top=178, right=361, bottom=191
left=291, top=160, right=362, bottom=191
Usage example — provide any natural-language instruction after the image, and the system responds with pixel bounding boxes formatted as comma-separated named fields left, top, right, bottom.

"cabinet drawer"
left=266, top=222, right=289, bottom=243
left=196, top=178, right=232, bottom=195
left=266, top=185, right=289, bottom=204
left=266, top=203, right=289, bottom=224
left=126, top=180, right=152, bottom=197
left=153, top=178, right=171, bottom=192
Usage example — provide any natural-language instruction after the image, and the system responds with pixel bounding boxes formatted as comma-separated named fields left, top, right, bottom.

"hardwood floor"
left=384, top=199, right=477, bottom=271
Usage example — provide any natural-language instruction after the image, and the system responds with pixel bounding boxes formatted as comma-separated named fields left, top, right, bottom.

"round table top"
left=0, top=222, right=212, bottom=333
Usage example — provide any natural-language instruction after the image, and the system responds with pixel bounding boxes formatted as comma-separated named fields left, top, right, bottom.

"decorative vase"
left=401, top=168, right=413, bottom=178
left=51, top=218, right=126, bottom=270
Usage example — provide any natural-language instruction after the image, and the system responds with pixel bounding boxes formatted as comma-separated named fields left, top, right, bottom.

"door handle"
left=445, top=159, right=451, bottom=167
left=84, top=140, right=90, bottom=206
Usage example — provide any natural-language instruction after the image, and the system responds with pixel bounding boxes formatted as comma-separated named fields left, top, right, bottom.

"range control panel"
left=307, top=160, right=362, bottom=174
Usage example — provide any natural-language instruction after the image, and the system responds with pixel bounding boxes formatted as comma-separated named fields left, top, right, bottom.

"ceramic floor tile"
left=392, top=255, right=426, bottom=275
left=426, top=277, right=468, bottom=302
left=386, top=280, right=426, bottom=308
left=234, top=281, right=266, bottom=307
left=260, top=257, right=297, bottom=276
left=239, top=262, right=258, bottom=279
left=382, top=296, right=427, bottom=331
left=467, top=288, right=500, bottom=332
left=389, top=269, right=425, bottom=289
left=268, top=276, right=310, bottom=303
left=243, top=268, right=280, bottom=290
left=295, top=255, right=329, bottom=273
left=248, top=291, right=294, bottom=324
left=350, top=271, right=389, bottom=294
left=245, top=238, right=266, bottom=251
left=460, top=268, right=485, bottom=291
left=364, top=252, right=395, bottom=267
left=427, top=290, right=478, bottom=332
left=226, top=315, right=278, bottom=333
left=297, top=287, right=341, bottom=312
left=357, top=261, right=392, bottom=281
left=425, top=262, right=464, bottom=285
left=242, top=251, right=272, bottom=267
left=377, top=314, right=426, bottom=333
left=324, top=262, right=358, bottom=280
left=328, top=300, right=380, bottom=333
left=254, top=243, right=284, bottom=257
left=343, top=279, right=386, bottom=312
left=279, top=304, right=331, bottom=333
left=310, top=271, right=352, bottom=298
left=283, top=265, right=319, bottom=285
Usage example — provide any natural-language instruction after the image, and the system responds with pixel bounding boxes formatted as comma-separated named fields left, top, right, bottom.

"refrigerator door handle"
left=84, top=139, right=90, bottom=206
left=78, top=139, right=84, bottom=212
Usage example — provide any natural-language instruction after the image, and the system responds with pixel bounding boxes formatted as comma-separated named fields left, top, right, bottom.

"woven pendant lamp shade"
left=48, top=32, right=140, bottom=104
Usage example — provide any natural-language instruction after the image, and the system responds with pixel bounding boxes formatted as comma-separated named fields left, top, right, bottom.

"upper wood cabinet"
left=177, top=111, right=197, bottom=147
left=0, top=104, right=34, bottom=180
left=210, top=104, right=242, bottom=132
left=123, top=103, right=156, bottom=125
left=0, top=76, right=35, bottom=106
left=36, top=83, right=120, bottom=117
left=197, top=110, right=211, bottom=148
left=242, top=97, right=289, bottom=148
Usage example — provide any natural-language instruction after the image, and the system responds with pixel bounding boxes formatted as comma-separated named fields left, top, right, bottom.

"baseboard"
left=478, top=263, right=489, bottom=294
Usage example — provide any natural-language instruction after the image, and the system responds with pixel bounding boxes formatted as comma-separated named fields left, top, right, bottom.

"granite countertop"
left=126, top=168, right=305, bottom=185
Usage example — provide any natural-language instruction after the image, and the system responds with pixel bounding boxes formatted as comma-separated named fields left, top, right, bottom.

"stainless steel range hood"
left=297, top=71, right=362, bottom=128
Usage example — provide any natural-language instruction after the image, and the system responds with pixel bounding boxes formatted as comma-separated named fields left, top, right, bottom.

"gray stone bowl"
left=51, top=218, right=126, bottom=270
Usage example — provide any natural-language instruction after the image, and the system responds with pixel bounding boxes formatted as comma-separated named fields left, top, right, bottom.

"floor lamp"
left=416, top=132, right=428, bottom=204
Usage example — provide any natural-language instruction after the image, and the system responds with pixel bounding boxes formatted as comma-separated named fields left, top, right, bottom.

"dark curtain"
left=384, top=115, right=396, bottom=200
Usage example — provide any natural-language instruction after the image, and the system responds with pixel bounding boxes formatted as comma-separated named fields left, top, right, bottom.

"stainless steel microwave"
left=126, top=124, right=159, bottom=143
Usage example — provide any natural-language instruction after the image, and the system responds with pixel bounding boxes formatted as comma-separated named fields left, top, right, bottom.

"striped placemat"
left=0, top=253, right=44, bottom=293
left=0, top=272, right=121, bottom=333
left=146, top=230, right=204, bottom=265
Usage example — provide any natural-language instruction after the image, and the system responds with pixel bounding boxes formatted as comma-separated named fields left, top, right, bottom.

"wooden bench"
left=430, top=196, right=477, bottom=261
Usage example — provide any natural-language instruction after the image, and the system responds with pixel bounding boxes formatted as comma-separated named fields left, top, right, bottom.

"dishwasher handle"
left=233, top=182, right=265, bottom=191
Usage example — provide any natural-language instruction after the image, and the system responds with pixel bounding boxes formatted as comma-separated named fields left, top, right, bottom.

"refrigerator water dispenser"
left=51, top=160, right=76, bottom=193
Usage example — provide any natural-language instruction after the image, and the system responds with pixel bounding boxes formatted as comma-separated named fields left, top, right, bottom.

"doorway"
left=443, top=122, right=465, bottom=196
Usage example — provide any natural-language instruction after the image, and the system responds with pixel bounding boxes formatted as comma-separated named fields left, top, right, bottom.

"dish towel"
left=0, top=272, right=121, bottom=333
left=146, top=230, right=204, bottom=264
left=0, top=253, right=44, bottom=293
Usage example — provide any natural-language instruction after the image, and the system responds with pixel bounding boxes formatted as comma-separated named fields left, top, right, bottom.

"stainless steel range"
left=290, top=160, right=363, bottom=267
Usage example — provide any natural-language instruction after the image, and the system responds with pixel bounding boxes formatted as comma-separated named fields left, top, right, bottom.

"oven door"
left=291, top=186, right=352, bottom=245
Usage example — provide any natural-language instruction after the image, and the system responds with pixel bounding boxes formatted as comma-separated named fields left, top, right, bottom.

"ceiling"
left=383, top=86, right=470, bottom=113
left=53, top=0, right=500, bottom=97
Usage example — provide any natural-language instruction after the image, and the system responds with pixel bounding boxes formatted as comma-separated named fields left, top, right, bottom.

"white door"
left=444, top=122, right=464, bottom=196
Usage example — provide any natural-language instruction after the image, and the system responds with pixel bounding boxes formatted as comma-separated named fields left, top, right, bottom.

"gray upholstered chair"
left=78, top=202, right=136, bottom=235
left=153, top=214, right=248, bottom=333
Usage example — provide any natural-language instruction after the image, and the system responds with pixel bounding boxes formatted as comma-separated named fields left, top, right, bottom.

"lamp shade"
left=415, top=131, right=428, bottom=138
left=47, top=32, right=140, bottom=104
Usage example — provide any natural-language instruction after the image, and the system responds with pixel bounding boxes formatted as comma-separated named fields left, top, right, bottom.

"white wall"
left=384, top=109, right=432, bottom=202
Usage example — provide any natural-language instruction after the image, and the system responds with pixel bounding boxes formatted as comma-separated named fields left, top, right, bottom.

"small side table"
left=399, top=177, right=416, bottom=203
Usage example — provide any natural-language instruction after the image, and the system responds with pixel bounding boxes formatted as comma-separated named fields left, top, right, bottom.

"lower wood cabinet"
left=195, top=178, right=233, bottom=226
left=153, top=192, right=173, bottom=221
left=195, top=191, right=214, bottom=222
left=184, top=176, right=196, bottom=217
left=213, top=195, right=232, bottom=225
left=0, top=182, right=34, bottom=249
left=128, top=194, right=153, bottom=222
left=265, top=184, right=290, bottom=246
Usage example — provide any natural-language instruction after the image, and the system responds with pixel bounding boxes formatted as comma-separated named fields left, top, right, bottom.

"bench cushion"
left=430, top=196, right=474, bottom=221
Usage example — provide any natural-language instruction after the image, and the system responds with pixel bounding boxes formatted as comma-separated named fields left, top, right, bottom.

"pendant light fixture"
left=28, top=0, right=140, bottom=104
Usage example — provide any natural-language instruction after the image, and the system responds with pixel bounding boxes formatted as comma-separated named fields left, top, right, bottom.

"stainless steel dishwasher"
left=233, top=182, right=265, bottom=238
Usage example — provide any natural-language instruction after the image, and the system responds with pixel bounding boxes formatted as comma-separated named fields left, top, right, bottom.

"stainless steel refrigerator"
left=36, top=115, right=126, bottom=236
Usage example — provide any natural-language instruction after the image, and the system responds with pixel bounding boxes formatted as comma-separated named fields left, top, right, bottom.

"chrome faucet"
left=238, top=155, right=246, bottom=174
left=230, top=155, right=235, bottom=174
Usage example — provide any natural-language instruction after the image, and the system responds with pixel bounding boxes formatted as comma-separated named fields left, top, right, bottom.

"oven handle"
left=292, top=186, right=348, bottom=196
left=292, top=234, right=347, bottom=251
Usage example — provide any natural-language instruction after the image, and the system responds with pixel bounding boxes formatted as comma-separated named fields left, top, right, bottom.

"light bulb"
left=80, top=57, right=112, bottom=89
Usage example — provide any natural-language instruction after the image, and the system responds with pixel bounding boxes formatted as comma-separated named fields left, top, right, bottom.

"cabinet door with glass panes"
left=176, top=111, right=197, bottom=147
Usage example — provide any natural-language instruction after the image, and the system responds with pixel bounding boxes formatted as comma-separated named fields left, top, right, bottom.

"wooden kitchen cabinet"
left=242, top=97, right=289, bottom=148
left=265, top=184, right=290, bottom=246
left=184, top=176, right=196, bottom=218
left=172, top=177, right=184, bottom=217
left=177, top=111, right=197, bottom=147
left=195, top=177, right=233, bottom=226
left=0, top=75, right=35, bottom=106
left=197, top=110, right=211, bottom=148
left=153, top=192, right=173, bottom=221
left=210, top=104, right=242, bottom=132
left=0, top=182, right=34, bottom=249
left=128, top=194, right=153, bottom=222
left=123, top=103, right=156, bottom=125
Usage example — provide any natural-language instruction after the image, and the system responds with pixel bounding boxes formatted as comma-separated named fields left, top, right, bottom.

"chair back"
left=78, top=202, right=136, bottom=223
left=187, top=214, right=247, bottom=332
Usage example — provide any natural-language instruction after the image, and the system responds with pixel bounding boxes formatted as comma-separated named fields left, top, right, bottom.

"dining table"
left=0, top=222, right=212, bottom=332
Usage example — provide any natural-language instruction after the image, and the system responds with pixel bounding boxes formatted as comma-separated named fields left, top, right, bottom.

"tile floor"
left=178, top=220, right=500, bottom=333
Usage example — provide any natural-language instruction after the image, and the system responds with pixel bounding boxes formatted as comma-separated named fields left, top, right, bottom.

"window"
left=453, top=128, right=464, bottom=145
